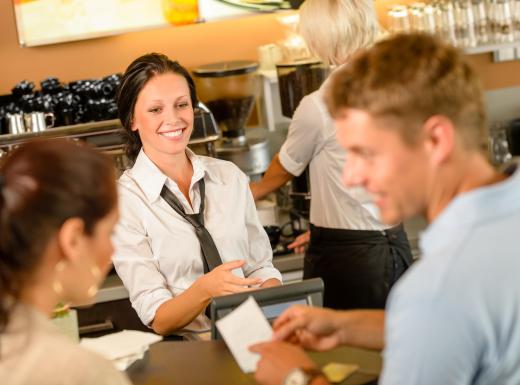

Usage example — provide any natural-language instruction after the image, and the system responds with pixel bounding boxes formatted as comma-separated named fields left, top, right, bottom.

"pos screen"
left=210, top=278, right=324, bottom=340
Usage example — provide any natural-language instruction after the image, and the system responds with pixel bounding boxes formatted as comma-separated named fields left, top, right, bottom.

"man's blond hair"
left=325, top=33, right=486, bottom=149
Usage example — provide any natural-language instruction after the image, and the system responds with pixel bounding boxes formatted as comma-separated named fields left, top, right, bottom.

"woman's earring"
left=52, top=261, right=66, bottom=295
left=86, top=265, right=101, bottom=298
left=90, top=265, right=101, bottom=279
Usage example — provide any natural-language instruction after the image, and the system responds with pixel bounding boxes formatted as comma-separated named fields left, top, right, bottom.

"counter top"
left=95, top=252, right=304, bottom=304
left=127, top=340, right=381, bottom=385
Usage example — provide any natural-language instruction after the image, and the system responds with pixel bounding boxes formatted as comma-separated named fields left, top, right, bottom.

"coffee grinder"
left=192, top=61, right=270, bottom=180
left=276, top=58, right=330, bottom=230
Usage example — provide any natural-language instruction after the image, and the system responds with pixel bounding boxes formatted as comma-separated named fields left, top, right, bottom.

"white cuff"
left=279, top=144, right=306, bottom=177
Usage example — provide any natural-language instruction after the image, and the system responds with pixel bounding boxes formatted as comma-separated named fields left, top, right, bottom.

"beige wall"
left=0, top=1, right=288, bottom=95
left=1, top=0, right=520, bottom=95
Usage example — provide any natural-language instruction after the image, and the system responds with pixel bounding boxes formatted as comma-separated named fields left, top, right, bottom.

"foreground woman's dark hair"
left=0, top=139, right=117, bottom=332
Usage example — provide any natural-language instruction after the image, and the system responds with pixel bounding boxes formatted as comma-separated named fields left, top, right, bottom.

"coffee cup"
left=7, top=113, right=26, bottom=134
left=24, top=112, right=55, bottom=132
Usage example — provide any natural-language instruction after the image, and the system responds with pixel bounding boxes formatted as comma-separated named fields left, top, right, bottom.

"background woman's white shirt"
left=112, top=149, right=282, bottom=332
left=278, top=70, right=388, bottom=230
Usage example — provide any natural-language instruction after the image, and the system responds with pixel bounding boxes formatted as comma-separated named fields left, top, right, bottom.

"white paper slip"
left=216, top=296, right=273, bottom=373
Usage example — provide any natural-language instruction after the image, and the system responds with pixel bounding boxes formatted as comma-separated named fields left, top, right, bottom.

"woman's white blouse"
left=112, top=149, right=282, bottom=332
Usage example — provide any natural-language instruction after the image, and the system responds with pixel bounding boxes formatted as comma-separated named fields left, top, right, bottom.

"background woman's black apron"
left=304, top=224, right=413, bottom=309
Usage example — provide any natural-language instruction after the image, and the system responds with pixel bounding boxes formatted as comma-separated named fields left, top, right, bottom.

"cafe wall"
left=1, top=0, right=520, bottom=96
left=0, top=1, right=288, bottom=95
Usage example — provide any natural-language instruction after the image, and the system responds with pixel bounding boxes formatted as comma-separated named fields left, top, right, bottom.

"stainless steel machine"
left=192, top=61, right=270, bottom=180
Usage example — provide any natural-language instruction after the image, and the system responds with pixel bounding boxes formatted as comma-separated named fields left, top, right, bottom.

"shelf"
left=0, top=119, right=220, bottom=149
left=0, top=119, right=122, bottom=148
left=463, top=41, right=520, bottom=55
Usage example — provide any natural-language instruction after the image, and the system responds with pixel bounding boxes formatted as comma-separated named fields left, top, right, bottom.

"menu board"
left=13, top=0, right=294, bottom=47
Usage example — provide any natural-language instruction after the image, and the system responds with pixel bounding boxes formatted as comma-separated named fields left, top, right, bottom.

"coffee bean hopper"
left=192, top=61, right=270, bottom=180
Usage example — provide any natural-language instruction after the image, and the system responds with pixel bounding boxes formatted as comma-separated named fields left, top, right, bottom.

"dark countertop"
left=127, top=340, right=381, bottom=385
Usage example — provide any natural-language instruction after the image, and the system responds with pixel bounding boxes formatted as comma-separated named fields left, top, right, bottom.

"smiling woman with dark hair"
left=112, top=53, right=281, bottom=337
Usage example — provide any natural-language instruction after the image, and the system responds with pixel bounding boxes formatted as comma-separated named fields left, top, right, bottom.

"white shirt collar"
left=130, top=148, right=224, bottom=203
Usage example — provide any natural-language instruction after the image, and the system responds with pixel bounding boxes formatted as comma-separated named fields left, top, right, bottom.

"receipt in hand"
left=216, top=296, right=272, bottom=373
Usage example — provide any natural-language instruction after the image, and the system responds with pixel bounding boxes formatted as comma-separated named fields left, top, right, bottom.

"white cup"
left=256, top=199, right=278, bottom=226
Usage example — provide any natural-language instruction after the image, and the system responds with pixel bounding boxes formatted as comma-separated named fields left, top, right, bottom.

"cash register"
left=210, top=278, right=324, bottom=340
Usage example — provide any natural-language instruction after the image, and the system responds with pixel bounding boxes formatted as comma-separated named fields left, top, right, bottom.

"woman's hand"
left=194, top=260, right=262, bottom=300
left=288, top=231, right=310, bottom=254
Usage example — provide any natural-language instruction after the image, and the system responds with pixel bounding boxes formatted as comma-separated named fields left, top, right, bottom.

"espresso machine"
left=275, top=59, right=330, bottom=222
left=192, top=61, right=270, bottom=180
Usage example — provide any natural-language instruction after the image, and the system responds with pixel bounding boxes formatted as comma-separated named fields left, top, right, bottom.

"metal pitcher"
left=6, top=113, right=26, bottom=134
left=24, top=112, right=55, bottom=133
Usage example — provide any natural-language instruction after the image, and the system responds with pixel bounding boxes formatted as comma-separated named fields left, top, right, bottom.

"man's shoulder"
left=388, top=250, right=470, bottom=313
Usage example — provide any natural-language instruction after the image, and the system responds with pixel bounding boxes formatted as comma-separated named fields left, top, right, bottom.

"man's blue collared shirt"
left=381, top=165, right=520, bottom=385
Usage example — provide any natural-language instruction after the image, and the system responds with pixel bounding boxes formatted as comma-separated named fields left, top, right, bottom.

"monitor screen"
left=210, top=278, right=324, bottom=340
left=261, top=299, right=307, bottom=322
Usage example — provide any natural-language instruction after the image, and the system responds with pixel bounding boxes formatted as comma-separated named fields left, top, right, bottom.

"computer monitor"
left=210, top=278, right=324, bottom=340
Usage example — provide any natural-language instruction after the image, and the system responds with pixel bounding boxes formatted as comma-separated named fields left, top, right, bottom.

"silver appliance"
left=192, top=61, right=270, bottom=180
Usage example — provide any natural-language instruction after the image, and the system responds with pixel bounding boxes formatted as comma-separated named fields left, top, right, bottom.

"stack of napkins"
left=80, top=330, right=163, bottom=370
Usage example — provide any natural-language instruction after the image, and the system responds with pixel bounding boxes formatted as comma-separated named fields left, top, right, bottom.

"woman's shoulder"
left=198, top=155, right=247, bottom=181
left=3, top=326, right=130, bottom=385
left=43, top=334, right=130, bottom=385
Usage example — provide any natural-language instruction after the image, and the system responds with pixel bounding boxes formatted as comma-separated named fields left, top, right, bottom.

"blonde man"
left=252, top=33, right=520, bottom=385
left=251, top=0, right=412, bottom=310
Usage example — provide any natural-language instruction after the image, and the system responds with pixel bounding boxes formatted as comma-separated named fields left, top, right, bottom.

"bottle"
left=162, top=0, right=199, bottom=26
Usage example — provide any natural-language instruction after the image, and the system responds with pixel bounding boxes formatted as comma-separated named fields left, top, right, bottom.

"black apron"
left=304, top=224, right=413, bottom=309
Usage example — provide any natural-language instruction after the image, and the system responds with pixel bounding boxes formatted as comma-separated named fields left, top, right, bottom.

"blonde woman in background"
left=251, top=0, right=413, bottom=310
left=0, top=140, right=130, bottom=385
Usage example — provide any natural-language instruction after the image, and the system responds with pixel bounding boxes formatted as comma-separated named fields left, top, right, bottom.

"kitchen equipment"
left=489, top=121, right=512, bottom=164
left=276, top=59, right=329, bottom=119
left=388, top=5, right=411, bottom=34
left=263, top=225, right=281, bottom=249
left=193, top=61, right=270, bottom=179
left=276, top=59, right=329, bottom=219
left=24, top=111, right=55, bottom=132
left=7, top=113, right=26, bottom=134
left=256, top=199, right=278, bottom=226
left=191, top=102, right=220, bottom=141
left=507, top=118, right=520, bottom=156
left=454, top=0, right=477, bottom=48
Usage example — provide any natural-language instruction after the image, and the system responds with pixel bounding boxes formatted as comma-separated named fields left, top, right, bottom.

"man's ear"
left=56, top=218, right=86, bottom=263
left=422, top=115, right=455, bottom=167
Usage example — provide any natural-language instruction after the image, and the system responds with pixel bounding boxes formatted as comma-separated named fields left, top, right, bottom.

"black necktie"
left=160, top=178, right=223, bottom=274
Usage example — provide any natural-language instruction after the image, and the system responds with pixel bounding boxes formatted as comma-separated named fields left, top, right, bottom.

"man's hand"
left=274, top=306, right=386, bottom=351
left=273, top=305, right=344, bottom=351
left=250, top=341, right=324, bottom=385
